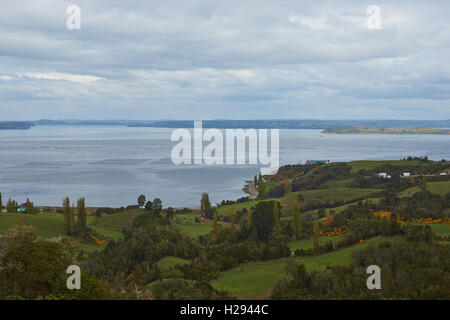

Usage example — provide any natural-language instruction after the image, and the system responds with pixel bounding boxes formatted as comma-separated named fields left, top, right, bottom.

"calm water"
left=0, top=125, right=449, bottom=207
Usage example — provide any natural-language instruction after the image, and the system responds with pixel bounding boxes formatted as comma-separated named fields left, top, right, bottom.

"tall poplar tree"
left=292, top=201, right=302, bottom=239
left=273, top=202, right=280, bottom=229
left=313, top=220, right=320, bottom=253
left=63, top=197, right=71, bottom=234
left=213, top=210, right=218, bottom=233
left=77, top=197, right=87, bottom=227
left=201, top=193, right=211, bottom=214
left=257, top=173, right=265, bottom=199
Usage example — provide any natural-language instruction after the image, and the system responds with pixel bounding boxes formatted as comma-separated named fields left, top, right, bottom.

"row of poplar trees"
left=62, top=197, right=87, bottom=235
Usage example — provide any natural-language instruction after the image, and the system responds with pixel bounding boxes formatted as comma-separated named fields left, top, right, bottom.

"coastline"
left=243, top=180, right=258, bottom=199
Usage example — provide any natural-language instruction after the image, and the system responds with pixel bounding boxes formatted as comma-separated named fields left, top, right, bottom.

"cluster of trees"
left=86, top=208, right=199, bottom=292
left=0, top=195, right=38, bottom=214
left=273, top=238, right=450, bottom=299
left=62, top=197, right=92, bottom=239
left=0, top=225, right=115, bottom=299
left=267, top=163, right=352, bottom=198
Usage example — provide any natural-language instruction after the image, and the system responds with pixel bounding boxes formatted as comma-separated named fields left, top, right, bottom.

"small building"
left=440, top=172, right=447, bottom=176
left=305, top=160, right=328, bottom=165
left=402, top=173, right=410, bottom=177
left=378, top=173, right=388, bottom=178
left=17, top=206, right=27, bottom=213
left=17, top=202, right=29, bottom=213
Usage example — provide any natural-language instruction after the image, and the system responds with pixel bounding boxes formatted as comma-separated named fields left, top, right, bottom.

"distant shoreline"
left=322, top=128, right=450, bottom=135
left=1, top=119, right=450, bottom=130
left=0, top=123, right=32, bottom=130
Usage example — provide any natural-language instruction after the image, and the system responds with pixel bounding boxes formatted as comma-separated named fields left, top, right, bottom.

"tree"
left=63, top=197, right=74, bottom=235
left=273, top=202, right=280, bottom=229
left=213, top=210, right=218, bottom=233
left=292, top=201, right=302, bottom=240
left=152, top=198, right=163, bottom=213
left=0, top=225, right=115, bottom=299
left=77, top=197, right=87, bottom=227
left=419, top=176, right=427, bottom=192
left=252, top=201, right=277, bottom=241
left=246, top=210, right=252, bottom=229
left=137, top=194, right=146, bottom=207
left=257, top=174, right=266, bottom=200
left=284, top=180, right=291, bottom=195
left=69, top=204, right=75, bottom=234
left=230, top=210, right=236, bottom=230
left=0, top=192, right=2, bottom=211
left=200, top=193, right=211, bottom=214
left=6, top=199, right=18, bottom=213
left=145, top=200, right=153, bottom=211
left=313, top=220, right=320, bottom=253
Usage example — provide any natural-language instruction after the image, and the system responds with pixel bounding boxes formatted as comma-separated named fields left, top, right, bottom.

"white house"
left=440, top=172, right=447, bottom=176
left=378, top=173, right=388, bottom=178
left=402, top=172, right=410, bottom=177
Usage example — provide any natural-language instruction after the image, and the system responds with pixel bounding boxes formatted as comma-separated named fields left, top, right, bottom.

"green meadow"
left=173, top=212, right=213, bottom=237
left=211, top=236, right=392, bottom=299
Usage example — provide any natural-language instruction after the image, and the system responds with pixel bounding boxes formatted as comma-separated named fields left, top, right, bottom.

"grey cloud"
left=0, top=0, right=449, bottom=120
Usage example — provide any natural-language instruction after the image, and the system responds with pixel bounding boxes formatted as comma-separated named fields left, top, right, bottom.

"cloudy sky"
left=0, top=0, right=449, bottom=120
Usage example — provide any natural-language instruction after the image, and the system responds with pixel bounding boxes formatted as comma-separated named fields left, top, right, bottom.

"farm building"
left=305, top=160, right=328, bottom=165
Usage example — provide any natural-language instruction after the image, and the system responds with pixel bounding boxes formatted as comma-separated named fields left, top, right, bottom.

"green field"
left=429, top=224, right=450, bottom=237
left=89, top=209, right=144, bottom=234
left=289, top=236, right=341, bottom=251
left=0, top=212, right=65, bottom=238
left=398, top=180, right=450, bottom=198
left=174, top=212, right=213, bottom=237
left=0, top=209, right=134, bottom=252
left=157, top=256, right=191, bottom=269
left=212, top=236, right=391, bottom=299
left=216, top=200, right=258, bottom=217
left=278, top=188, right=381, bottom=217
left=217, top=188, right=381, bottom=218
left=348, top=160, right=422, bottom=173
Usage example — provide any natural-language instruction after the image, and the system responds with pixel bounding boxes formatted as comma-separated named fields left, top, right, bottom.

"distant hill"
left=2, top=119, right=450, bottom=130
left=127, top=119, right=450, bottom=129
left=323, top=127, right=450, bottom=135
left=0, top=122, right=33, bottom=130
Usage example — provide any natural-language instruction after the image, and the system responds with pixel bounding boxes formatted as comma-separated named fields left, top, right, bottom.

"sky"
left=0, top=0, right=449, bottom=120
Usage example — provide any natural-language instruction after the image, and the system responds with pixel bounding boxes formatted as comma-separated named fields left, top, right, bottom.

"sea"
left=0, top=125, right=449, bottom=208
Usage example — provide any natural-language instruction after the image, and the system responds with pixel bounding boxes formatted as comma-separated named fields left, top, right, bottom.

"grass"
left=319, top=179, right=354, bottom=189
left=89, top=209, right=145, bottom=233
left=216, top=188, right=381, bottom=219
left=216, top=200, right=258, bottom=217
left=279, top=188, right=382, bottom=217
left=212, top=236, right=392, bottom=299
left=289, top=236, right=341, bottom=251
left=0, top=211, right=65, bottom=239
left=429, top=224, right=450, bottom=237
left=157, top=256, right=191, bottom=269
left=174, top=212, right=213, bottom=237
left=398, top=181, right=450, bottom=198
left=348, top=160, right=422, bottom=173
left=0, top=210, right=130, bottom=254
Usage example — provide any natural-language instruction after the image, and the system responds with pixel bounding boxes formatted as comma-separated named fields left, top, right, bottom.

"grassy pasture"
left=157, top=256, right=191, bottom=269
left=211, top=236, right=392, bottom=299
left=174, top=212, right=213, bottom=237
